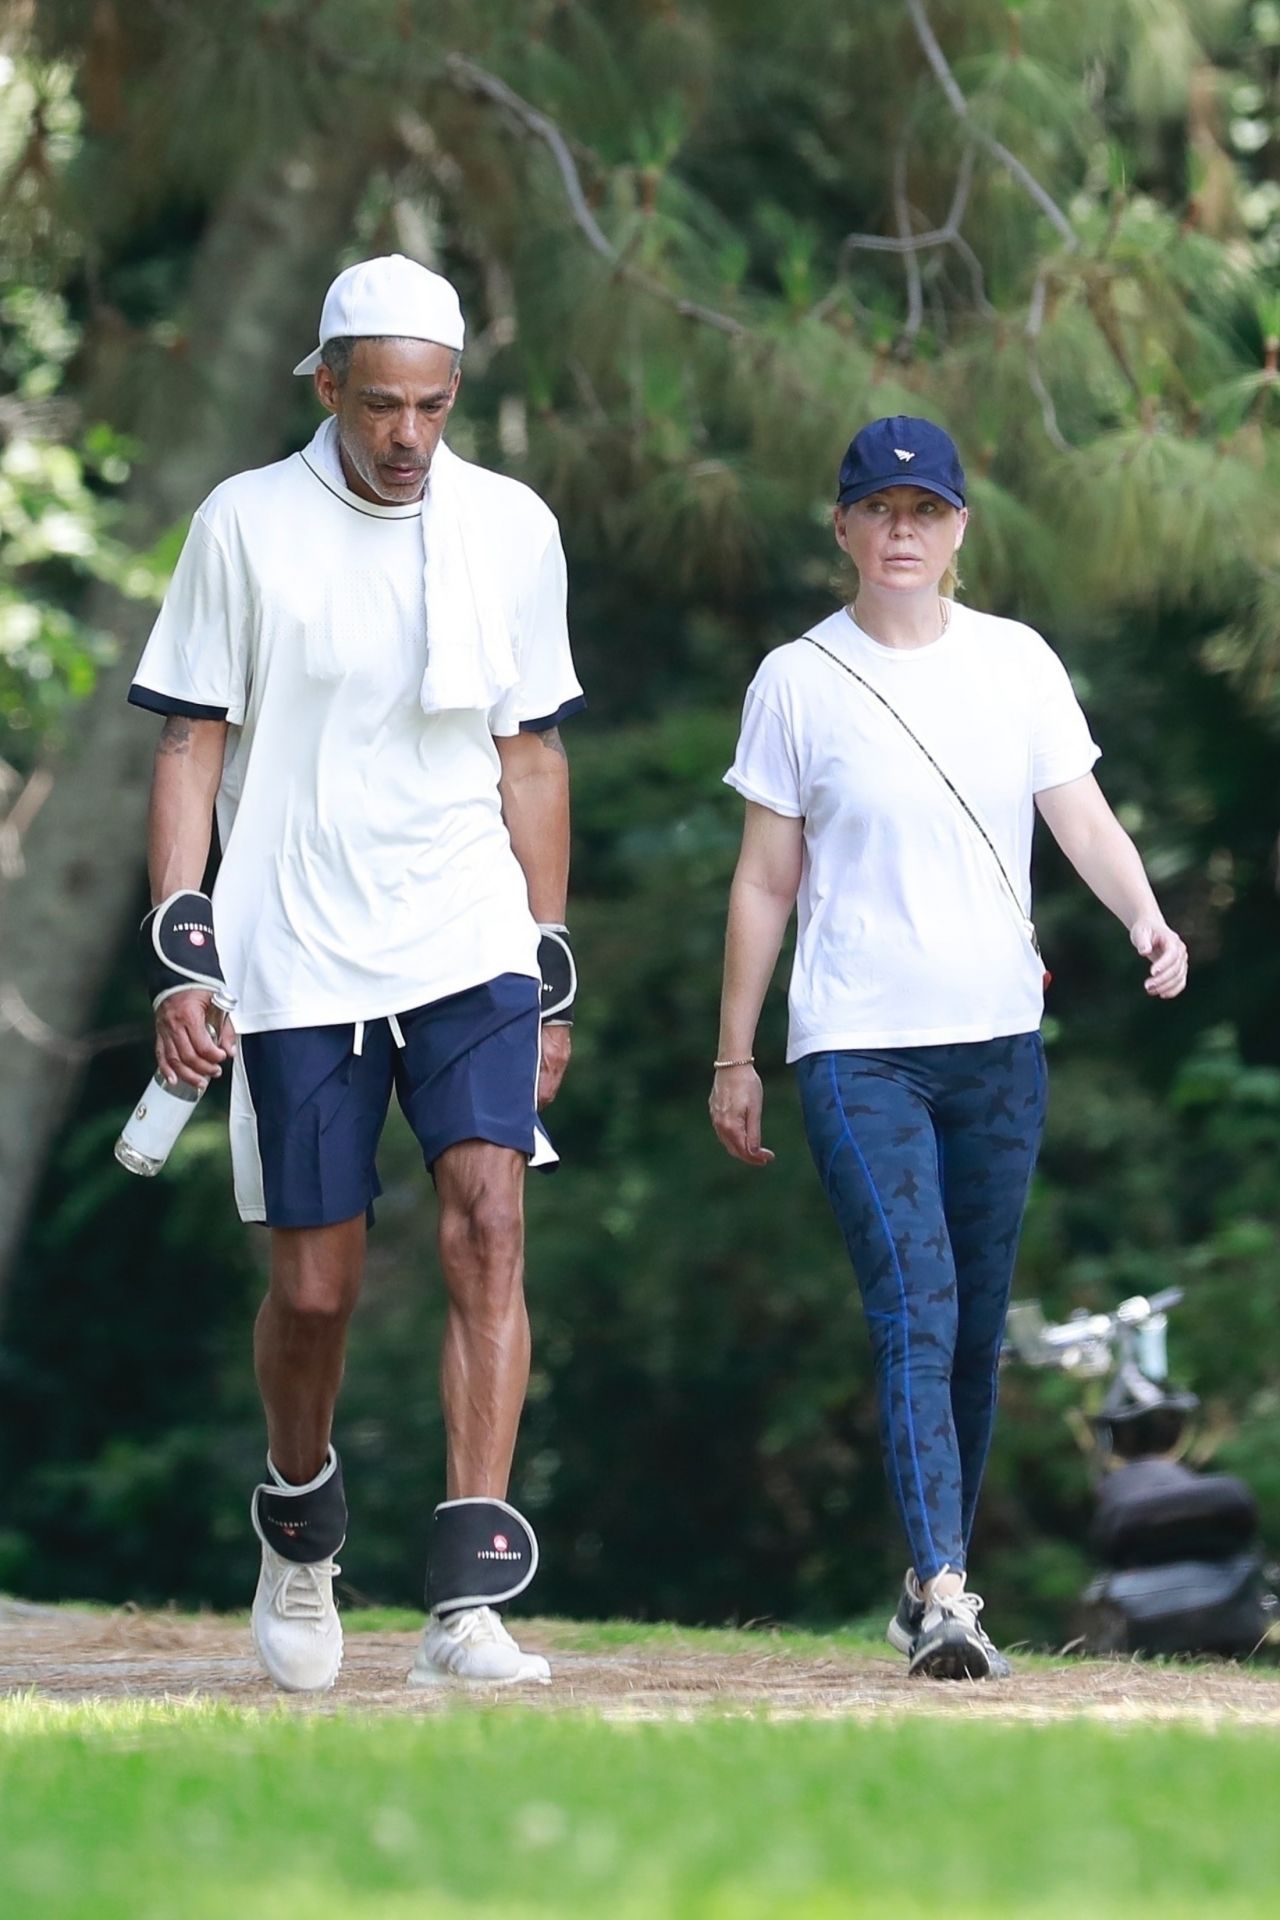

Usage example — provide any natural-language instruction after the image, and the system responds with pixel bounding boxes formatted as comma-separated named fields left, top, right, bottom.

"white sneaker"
left=407, top=1606, right=551, bottom=1687
left=251, top=1540, right=344, bottom=1693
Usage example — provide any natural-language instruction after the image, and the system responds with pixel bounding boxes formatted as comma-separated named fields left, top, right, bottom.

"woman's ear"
left=832, top=505, right=849, bottom=553
left=953, top=505, right=969, bottom=553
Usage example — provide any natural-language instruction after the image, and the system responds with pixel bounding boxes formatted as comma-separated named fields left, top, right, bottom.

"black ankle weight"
left=252, top=1450, right=347, bottom=1565
left=426, top=1498, right=539, bottom=1614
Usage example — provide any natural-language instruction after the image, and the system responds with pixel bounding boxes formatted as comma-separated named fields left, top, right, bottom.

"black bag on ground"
left=1091, top=1458, right=1257, bottom=1569
left=1080, top=1551, right=1279, bottom=1657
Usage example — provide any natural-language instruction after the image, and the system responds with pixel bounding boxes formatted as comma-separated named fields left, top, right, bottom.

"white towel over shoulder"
left=418, top=439, right=519, bottom=716
left=309, top=419, right=519, bottom=716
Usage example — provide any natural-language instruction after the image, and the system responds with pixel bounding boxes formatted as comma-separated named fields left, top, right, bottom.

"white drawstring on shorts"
left=352, top=1015, right=405, bottom=1058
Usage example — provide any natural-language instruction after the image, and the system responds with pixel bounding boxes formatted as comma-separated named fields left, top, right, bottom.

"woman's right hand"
left=709, top=1064, right=774, bottom=1166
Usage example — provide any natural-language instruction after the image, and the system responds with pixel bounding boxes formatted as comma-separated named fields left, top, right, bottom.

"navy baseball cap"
left=836, top=416, right=966, bottom=510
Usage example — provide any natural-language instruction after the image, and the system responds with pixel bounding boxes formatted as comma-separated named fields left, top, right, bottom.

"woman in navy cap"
left=710, top=416, right=1187, bottom=1679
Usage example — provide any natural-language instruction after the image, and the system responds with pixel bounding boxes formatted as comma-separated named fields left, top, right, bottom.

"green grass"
left=2, top=1698, right=1279, bottom=1918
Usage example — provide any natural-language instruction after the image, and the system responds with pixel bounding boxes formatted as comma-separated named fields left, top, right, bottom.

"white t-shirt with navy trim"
left=130, top=443, right=583, bottom=1033
left=724, top=603, right=1099, bottom=1059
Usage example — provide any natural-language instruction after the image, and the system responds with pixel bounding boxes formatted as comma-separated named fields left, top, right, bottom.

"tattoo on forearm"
left=537, top=727, right=567, bottom=761
left=157, top=715, right=193, bottom=756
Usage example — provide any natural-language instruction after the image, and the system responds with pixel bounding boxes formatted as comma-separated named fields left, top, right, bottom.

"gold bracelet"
left=712, top=1056, right=755, bottom=1069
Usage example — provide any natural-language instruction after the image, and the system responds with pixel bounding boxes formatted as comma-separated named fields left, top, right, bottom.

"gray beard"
left=337, top=429, right=427, bottom=504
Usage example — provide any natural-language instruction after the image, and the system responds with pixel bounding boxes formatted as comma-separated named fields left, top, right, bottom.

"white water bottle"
left=113, top=996, right=232, bottom=1177
left=114, top=1072, right=205, bottom=1177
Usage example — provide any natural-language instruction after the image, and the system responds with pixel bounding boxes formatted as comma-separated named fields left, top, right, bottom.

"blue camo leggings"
left=795, top=1035, right=1047, bottom=1584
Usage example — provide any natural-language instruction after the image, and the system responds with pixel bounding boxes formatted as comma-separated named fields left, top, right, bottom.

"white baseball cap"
left=293, top=254, right=466, bottom=375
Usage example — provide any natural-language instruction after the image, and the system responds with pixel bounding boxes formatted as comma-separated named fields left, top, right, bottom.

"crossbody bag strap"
left=802, top=634, right=1042, bottom=961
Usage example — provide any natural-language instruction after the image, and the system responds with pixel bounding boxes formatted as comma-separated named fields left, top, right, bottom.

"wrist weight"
left=537, top=923, right=576, bottom=1024
left=141, top=889, right=232, bottom=1009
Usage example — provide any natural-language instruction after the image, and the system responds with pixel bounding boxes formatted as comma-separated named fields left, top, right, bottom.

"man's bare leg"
left=254, top=1217, right=365, bottom=1484
left=249, top=1217, right=362, bottom=1693
left=409, top=1138, right=548, bottom=1686
left=434, top=1140, right=529, bottom=1498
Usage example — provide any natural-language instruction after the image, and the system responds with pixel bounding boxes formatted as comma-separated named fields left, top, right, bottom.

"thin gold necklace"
left=850, top=598, right=951, bottom=639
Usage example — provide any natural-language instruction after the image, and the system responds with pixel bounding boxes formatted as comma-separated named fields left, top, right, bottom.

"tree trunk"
left=0, top=139, right=372, bottom=1298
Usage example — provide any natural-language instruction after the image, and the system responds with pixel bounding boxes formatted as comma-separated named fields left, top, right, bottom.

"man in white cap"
left=127, top=254, right=584, bottom=1690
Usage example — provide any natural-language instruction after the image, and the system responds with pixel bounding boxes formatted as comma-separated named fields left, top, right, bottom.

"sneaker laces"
left=444, top=1605, right=515, bottom=1649
left=272, top=1558, right=339, bottom=1621
left=933, top=1585, right=992, bottom=1639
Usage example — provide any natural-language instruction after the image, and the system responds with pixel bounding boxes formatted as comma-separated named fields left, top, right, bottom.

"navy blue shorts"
left=229, top=973, right=553, bottom=1228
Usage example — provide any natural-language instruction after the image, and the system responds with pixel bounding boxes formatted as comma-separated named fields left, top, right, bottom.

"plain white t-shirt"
left=724, top=603, right=1099, bottom=1059
left=130, top=441, right=583, bottom=1033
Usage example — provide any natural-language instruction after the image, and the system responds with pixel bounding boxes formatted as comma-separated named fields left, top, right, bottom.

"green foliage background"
left=1, top=0, right=1279, bottom=1643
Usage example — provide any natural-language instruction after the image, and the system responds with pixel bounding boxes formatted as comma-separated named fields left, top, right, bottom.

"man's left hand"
left=538, top=1022, right=572, bottom=1107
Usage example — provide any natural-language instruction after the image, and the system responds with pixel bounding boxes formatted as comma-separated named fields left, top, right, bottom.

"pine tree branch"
left=948, top=228, right=994, bottom=316
left=1082, top=274, right=1144, bottom=402
left=0, top=767, right=145, bottom=1063
left=841, top=141, right=975, bottom=261
left=893, top=145, right=925, bottom=348
left=0, top=766, right=52, bottom=881
left=904, top=0, right=1077, bottom=247
left=444, top=54, right=614, bottom=260
left=0, top=983, right=146, bottom=1064
left=1026, top=267, right=1071, bottom=453
left=443, top=54, right=747, bottom=339
left=896, top=3, right=1079, bottom=449
left=836, top=142, right=992, bottom=324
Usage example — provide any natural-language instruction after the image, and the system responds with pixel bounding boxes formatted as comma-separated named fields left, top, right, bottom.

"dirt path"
left=4, top=1601, right=1280, bottom=1724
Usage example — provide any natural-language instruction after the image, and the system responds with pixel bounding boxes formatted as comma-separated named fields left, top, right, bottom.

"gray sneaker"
left=886, top=1568, right=925, bottom=1655
left=908, top=1582, right=1013, bottom=1681
left=983, top=1635, right=1013, bottom=1680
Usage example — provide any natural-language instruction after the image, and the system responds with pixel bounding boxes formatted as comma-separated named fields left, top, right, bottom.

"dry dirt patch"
left=3, top=1602, right=1279, bottom=1726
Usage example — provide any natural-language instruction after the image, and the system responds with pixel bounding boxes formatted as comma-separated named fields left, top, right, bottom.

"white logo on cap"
left=894, top=448, right=915, bottom=462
